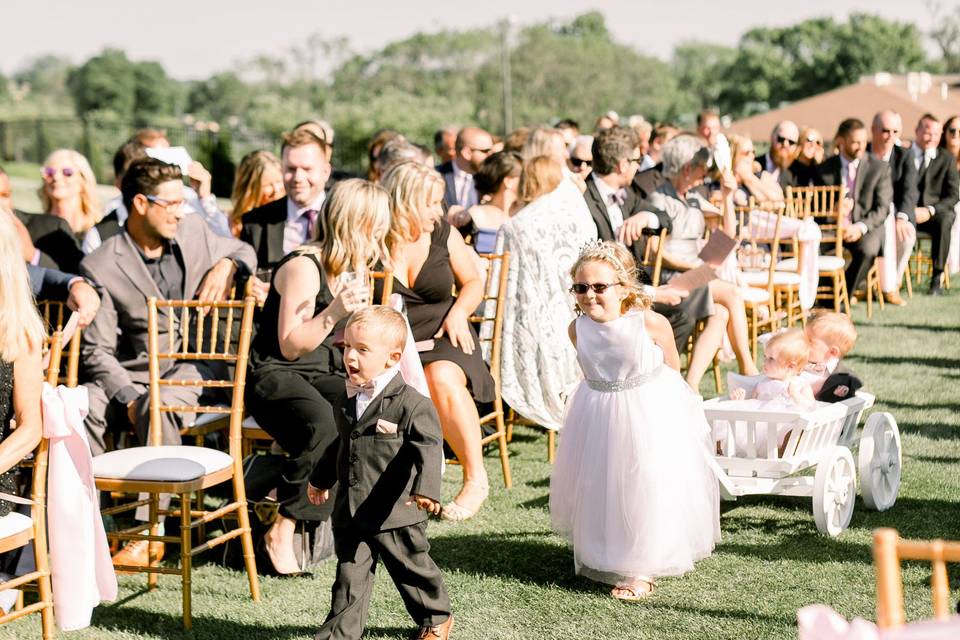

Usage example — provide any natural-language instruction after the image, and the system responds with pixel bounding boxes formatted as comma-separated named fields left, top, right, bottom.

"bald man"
left=437, top=126, right=494, bottom=210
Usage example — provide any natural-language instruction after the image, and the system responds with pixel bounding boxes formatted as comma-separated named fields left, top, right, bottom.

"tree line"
left=1, top=10, right=958, bottom=175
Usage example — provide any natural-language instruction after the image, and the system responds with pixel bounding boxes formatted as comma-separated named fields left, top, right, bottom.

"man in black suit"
left=240, top=129, right=331, bottom=271
left=814, top=118, right=893, bottom=298
left=761, top=121, right=799, bottom=190
left=436, top=126, right=493, bottom=210
left=869, top=110, right=918, bottom=306
left=910, top=113, right=959, bottom=295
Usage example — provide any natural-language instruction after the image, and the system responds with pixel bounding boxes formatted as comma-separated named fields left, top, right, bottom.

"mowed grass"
left=2, top=286, right=959, bottom=639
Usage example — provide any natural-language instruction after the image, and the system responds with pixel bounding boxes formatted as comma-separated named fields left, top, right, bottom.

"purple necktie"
left=303, top=209, right=319, bottom=241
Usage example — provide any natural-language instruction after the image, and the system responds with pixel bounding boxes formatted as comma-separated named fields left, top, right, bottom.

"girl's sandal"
left=611, top=581, right=654, bottom=601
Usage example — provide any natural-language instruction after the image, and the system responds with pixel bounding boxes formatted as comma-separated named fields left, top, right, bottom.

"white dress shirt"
left=283, top=193, right=326, bottom=255
left=911, top=146, right=938, bottom=218
left=591, top=174, right=626, bottom=237
left=452, top=162, right=477, bottom=208
left=354, top=367, right=400, bottom=419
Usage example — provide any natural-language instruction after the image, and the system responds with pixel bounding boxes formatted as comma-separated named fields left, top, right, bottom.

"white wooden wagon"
left=703, top=388, right=901, bottom=537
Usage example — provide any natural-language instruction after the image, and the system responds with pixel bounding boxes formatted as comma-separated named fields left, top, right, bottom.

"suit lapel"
left=584, top=174, right=615, bottom=240
left=116, top=232, right=163, bottom=301
left=352, top=374, right=406, bottom=432
left=267, top=198, right=288, bottom=265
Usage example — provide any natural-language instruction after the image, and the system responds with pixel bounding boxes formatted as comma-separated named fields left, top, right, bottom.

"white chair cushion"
left=0, top=512, right=32, bottom=538
left=777, top=256, right=845, bottom=272
left=741, top=271, right=802, bottom=287
left=242, top=416, right=261, bottom=429
left=188, top=410, right=230, bottom=429
left=741, top=287, right=771, bottom=304
left=93, top=446, right=233, bottom=482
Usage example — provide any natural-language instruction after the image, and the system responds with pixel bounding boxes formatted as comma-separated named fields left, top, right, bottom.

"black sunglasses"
left=570, top=282, right=619, bottom=295
left=570, top=157, right=592, bottom=168
left=947, top=127, right=960, bottom=137
left=775, top=135, right=798, bottom=146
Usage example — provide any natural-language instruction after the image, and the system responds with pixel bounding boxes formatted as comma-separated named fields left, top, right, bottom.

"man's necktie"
left=303, top=209, right=319, bottom=241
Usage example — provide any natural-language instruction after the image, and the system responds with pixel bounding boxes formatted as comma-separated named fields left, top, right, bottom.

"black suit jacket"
left=915, top=147, right=960, bottom=220
left=814, top=154, right=893, bottom=232
left=583, top=172, right=672, bottom=242
left=239, top=197, right=292, bottom=271
left=15, top=210, right=84, bottom=274
left=815, top=363, right=863, bottom=403
left=885, top=145, right=920, bottom=224
left=437, top=161, right=458, bottom=210
left=788, top=160, right=818, bottom=188
left=311, top=375, right=444, bottom=533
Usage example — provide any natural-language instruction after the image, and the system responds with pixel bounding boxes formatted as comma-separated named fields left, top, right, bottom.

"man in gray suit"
left=80, top=158, right=257, bottom=457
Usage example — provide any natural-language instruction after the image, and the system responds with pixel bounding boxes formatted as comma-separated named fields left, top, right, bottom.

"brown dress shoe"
left=411, top=615, right=453, bottom=640
left=112, top=540, right=165, bottom=573
left=883, top=291, right=907, bottom=306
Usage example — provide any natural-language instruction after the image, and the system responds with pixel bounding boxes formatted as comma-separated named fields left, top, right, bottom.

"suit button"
left=350, top=432, right=360, bottom=440
left=350, top=454, right=359, bottom=464
left=349, top=477, right=359, bottom=487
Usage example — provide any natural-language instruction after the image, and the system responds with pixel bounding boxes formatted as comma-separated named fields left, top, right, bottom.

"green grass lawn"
left=2, top=291, right=958, bottom=639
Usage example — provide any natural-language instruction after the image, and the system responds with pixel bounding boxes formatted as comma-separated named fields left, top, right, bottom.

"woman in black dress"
left=0, top=211, right=46, bottom=518
left=246, top=179, right=390, bottom=574
left=381, top=161, right=494, bottom=521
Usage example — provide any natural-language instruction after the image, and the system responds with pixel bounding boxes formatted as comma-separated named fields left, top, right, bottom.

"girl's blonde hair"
left=570, top=240, right=652, bottom=314
left=765, top=329, right=810, bottom=373
left=519, top=155, right=562, bottom=204
left=318, top=179, right=391, bottom=278
left=381, top=161, right=445, bottom=252
left=521, top=127, right=566, bottom=164
left=38, top=149, right=102, bottom=233
left=0, top=209, right=46, bottom=360
left=231, top=150, right=282, bottom=222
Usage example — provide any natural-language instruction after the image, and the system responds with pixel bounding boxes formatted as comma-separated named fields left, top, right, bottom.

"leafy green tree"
left=187, top=72, right=254, bottom=123
left=931, top=4, right=960, bottom=72
left=67, top=49, right=138, bottom=118
left=133, top=61, right=179, bottom=122
left=672, top=41, right=738, bottom=113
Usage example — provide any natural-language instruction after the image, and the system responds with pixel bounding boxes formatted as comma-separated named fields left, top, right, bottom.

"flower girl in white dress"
left=550, top=241, right=720, bottom=601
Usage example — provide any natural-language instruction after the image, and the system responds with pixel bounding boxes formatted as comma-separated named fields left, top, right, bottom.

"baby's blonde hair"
left=805, top=311, right=857, bottom=357
left=345, top=305, right=407, bottom=351
left=570, top=240, right=652, bottom=314
left=765, top=329, right=810, bottom=373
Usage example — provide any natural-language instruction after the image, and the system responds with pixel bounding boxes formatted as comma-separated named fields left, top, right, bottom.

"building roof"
left=726, top=73, right=960, bottom=143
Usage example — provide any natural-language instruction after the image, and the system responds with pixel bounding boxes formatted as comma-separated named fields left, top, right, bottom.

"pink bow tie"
left=345, top=379, right=376, bottom=398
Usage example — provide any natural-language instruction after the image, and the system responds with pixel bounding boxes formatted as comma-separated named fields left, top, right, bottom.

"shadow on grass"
left=877, top=399, right=960, bottom=413
left=895, top=421, right=960, bottom=440
left=877, top=323, right=960, bottom=333
left=88, top=606, right=322, bottom=639
left=850, top=355, right=960, bottom=370
left=641, top=600, right=792, bottom=625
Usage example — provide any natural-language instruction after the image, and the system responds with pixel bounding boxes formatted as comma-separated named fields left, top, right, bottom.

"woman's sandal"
left=440, top=480, right=489, bottom=522
left=611, top=580, right=655, bottom=602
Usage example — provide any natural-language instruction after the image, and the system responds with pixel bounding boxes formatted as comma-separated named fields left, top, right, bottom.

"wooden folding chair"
left=910, top=232, right=951, bottom=291
left=639, top=228, right=667, bottom=287
left=785, top=185, right=850, bottom=313
left=0, top=332, right=62, bottom=639
left=36, top=300, right=81, bottom=388
left=463, top=253, right=512, bottom=488
left=874, top=527, right=960, bottom=629
left=92, top=298, right=260, bottom=630
left=864, top=260, right=885, bottom=320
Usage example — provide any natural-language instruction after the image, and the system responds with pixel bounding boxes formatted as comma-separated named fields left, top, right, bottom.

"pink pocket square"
left=376, top=419, right=398, bottom=435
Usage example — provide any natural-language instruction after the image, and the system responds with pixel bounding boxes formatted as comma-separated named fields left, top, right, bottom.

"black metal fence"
left=0, top=117, right=276, bottom=196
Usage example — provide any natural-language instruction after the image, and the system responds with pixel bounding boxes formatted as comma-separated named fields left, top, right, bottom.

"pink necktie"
left=845, top=163, right=857, bottom=196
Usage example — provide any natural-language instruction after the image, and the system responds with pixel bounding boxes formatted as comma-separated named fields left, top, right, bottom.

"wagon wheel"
left=858, top=412, right=901, bottom=512
left=813, top=446, right=856, bottom=537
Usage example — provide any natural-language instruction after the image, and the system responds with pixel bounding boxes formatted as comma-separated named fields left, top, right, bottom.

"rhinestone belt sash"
left=585, top=365, right=663, bottom=392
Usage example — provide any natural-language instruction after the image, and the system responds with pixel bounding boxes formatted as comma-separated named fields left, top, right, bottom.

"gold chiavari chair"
left=92, top=298, right=260, bottom=630
left=874, top=527, right=960, bottom=629
left=0, top=332, right=62, bottom=639
left=36, top=301, right=81, bottom=388
left=784, top=185, right=850, bottom=313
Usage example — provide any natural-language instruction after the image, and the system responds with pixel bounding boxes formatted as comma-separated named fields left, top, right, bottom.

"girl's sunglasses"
left=42, top=167, right=76, bottom=180
left=570, top=282, right=619, bottom=294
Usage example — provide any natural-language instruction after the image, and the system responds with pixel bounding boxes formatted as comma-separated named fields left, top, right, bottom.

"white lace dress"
left=495, top=178, right=596, bottom=430
left=550, top=311, right=720, bottom=584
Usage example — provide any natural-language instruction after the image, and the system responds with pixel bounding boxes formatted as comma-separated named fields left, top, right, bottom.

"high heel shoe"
left=440, top=480, right=489, bottom=522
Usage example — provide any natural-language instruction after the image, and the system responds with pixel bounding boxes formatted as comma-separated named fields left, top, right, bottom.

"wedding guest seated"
left=366, top=129, right=401, bottom=182
left=760, top=121, right=800, bottom=190
left=523, top=127, right=584, bottom=192
left=802, top=311, right=862, bottom=402
left=870, top=110, right=917, bottom=307
left=727, top=134, right=783, bottom=205
left=437, top=126, right=494, bottom=211
left=80, top=158, right=256, bottom=567
left=240, top=129, right=331, bottom=270
left=789, top=127, right=824, bottom=188
left=567, top=135, right=594, bottom=182
left=380, top=161, right=495, bottom=522
left=292, top=119, right=356, bottom=187
left=375, top=137, right=427, bottom=181
left=697, top=109, right=731, bottom=173
left=434, top=125, right=459, bottom=165
left=463, top=151, right=521, bottom=253
left=502, top=127, right=530, bottom=153
left=813, top=118, right=893, bottom=299
left=642, top=134, right=759, bottom=386
left=555, top=118, right=580, bottom=147
left=229, top=150, right=284, bottom=238
left=628, top=115, right=653, bottom=171
left=246, top=179, right=388, bottom=575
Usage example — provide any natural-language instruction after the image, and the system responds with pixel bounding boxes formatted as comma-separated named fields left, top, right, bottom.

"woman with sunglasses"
left=789, top=127, right=824, bottom=187
left=938, top=115, right=960, bottom=172
left=38, top=149, right=102, bottom=238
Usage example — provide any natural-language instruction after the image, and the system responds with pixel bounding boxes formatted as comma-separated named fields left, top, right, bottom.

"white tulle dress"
left=550, top=311, right=721, bottom=585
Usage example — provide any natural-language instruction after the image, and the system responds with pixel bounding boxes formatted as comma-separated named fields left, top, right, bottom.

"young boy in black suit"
left=804, top=311, right=863, bottom=402
left=308, top=306, right=453, bottom=640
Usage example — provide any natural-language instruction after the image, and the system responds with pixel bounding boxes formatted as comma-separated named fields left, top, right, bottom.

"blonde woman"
left=230, top=151, right=284, bottom=237
left=790, top=127, right=824, bottom=187
left=728, top=134, right=784, bottom=204
left=0, top=212, right=45, bottom=518
left=38, top=149, right=102, bottom=237
left=381, top=161, right=494, bottom=522
left=246, top=178, right=389, bottom=575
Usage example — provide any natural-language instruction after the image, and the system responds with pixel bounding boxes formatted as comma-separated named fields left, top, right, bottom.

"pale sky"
left=2, top=0, right=941, bottom=79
